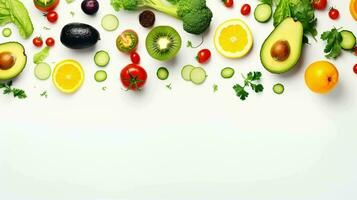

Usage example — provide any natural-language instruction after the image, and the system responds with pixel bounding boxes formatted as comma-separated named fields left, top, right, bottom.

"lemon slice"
left=52, top=60, right=84, bottom=94
left=214, top=19, right=253, bottom=58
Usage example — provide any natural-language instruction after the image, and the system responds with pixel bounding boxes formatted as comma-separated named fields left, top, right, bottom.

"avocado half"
left=0, top=42, right=27, bottom=81
left=260, top=18, right=303, bottom=74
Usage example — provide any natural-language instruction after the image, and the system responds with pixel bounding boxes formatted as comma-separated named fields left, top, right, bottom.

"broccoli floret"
left=177, top=0, right=207, bottom=17
left=182, top=8, right=213, bottom=35
left=110, top=0, right=213, bottom=35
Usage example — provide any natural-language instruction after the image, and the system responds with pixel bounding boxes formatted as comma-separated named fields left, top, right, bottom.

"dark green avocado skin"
left=60, top=23, right=100, bottom=49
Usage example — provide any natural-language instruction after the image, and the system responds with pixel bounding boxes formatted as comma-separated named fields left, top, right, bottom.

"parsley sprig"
left=233, top=71, right=264, bottom=101
left=321, top=27, right=343, bottom=59
left=0, top=81, right=27, bottom=99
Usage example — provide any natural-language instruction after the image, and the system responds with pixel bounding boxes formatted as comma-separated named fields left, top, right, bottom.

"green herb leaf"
left=213, top=84, right=218, bottom=93
left=233, top=84, right=249, bottom=100
left=40, top=91, right=48, bottom=98
left=234, top=71, right=264, bottom=101
left=187, top=35, right=204, bottom=49
left=251, top=84, right=264, bottom=93
left=247, top=71, right=262, bottom=81
left=166, top=83, right=172, bottom=90
left=0, top=81, right=27, bottom=99
left=321, top=28, right=343, bottom=59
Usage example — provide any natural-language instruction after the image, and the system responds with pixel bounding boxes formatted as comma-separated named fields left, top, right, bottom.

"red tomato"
left=33, top=0, right=60, bottom=12
left=120, top=64, right=148, bottom=91
left=354, top=64, right=357, bottom=74
left=32, top=37, right=43, bottom=47
left=46, top=37, right=55, bottom=47
left=223, top=0, right=234, bottom=8
left=355, top=47, right=357, bottom=56
left=312, top=0, right=327, bottom=10
left=196, top=49, right=211, bottom=64
left=329, top=7, right=339, bottom=20
left=46, top=10, right=58, bottom=23
left=130, top=52, right=141, bottom=64
left=241, top=4, right=251, bottom=16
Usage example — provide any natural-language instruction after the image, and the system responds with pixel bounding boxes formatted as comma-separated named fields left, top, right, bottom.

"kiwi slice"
left=146, top=26, right=182, bottom=61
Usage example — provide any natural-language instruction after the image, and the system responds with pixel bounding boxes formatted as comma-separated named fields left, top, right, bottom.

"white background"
left=1, top=0, right=357, bottom=199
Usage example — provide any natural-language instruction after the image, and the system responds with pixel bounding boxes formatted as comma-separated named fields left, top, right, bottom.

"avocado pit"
left=271, top=40, right=290, bottom=62
left=0, top=52, right=16, bottom=70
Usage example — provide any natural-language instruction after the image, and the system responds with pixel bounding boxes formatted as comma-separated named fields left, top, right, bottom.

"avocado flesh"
left=260, top=18, right=303, bottom=74
left=0, top=42, right=27, bottom=81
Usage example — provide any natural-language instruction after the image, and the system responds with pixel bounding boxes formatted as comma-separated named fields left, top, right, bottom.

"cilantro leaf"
left=233, top=71, right=264, bottom=101
left=233, top=84, right=249, bottom=100
left=251, top=84, right=264, bottom=93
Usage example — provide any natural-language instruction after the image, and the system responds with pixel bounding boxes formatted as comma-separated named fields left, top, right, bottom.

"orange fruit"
left=351, top=0, right=357, bottom=21
left=52, top=60, right=84, bottom=94
left=305, top=61, right=339, bottom=94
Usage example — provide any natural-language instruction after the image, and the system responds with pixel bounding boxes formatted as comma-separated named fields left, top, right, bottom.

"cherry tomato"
left=46, top=37, right=55, bottom=47
left=130, top=52, right=141, bottom=64
left=354, top=64, right=357, bottom=74
left=329, top=7, right=339, bottom=20
left=241, top=4, right=251, bottom=16
left=32, top=37, right=43, bottom=47
left=355, top=47, right=357, bottom=56
left=312, top=0, right=327, bottom=10
left=196, top=49, right=211, bottom=64
left=46, top=10, right=58, bottom=23
left=223, top=0, right=233, bottom=8
left=120, top=64, right=148, bottom=91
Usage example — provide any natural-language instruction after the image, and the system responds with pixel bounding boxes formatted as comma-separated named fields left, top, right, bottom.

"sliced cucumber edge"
left=254, top=3, right=272, bottom=23
left=157, top=67, right=169, bottom=80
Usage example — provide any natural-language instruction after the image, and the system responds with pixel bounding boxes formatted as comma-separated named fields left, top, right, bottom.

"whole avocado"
left=60, top=23, right=100, bottom=49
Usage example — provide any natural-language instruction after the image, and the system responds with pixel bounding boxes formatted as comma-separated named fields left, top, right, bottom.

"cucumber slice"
left=190, top=67, right=206, bottom=85
left=340, top=30, right=356, bottom=50
left=94, top=50, right=110, bottom=67
left=181, top=65, right=195, bottom=81
left=34, top=62, right=52, bottom=80
left=101, top=14, right=119, bottom=31
left=273, top=83, right=284, bottom=94
left=221, top=67, right=235, bottom=79
left=157, top=67, right=169, bottom=80
left=94, top=70, right=107, bottom=82
left=254, top=4, right=272, bottom=23
left=2, top=28, right=12, bottom=37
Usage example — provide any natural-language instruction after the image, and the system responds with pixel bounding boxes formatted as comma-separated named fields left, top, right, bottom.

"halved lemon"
left=214, top=19, right=253, bottom=58
left=52, top=60, right=84, bottom=94
left=351, top=0, right=357, bottom=21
